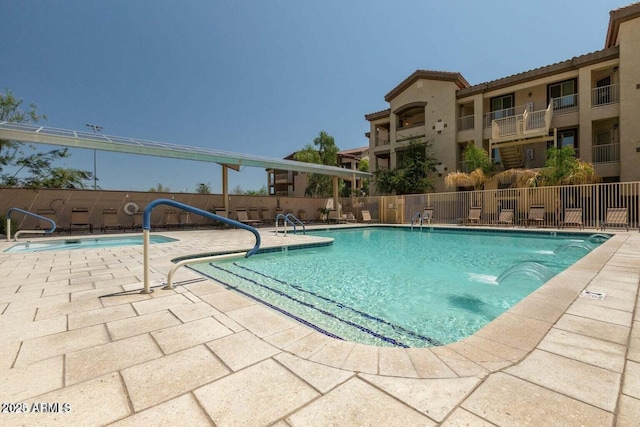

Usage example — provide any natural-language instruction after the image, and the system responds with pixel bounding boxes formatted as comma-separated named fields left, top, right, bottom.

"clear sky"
left=1, top=0, right=625, bottom=193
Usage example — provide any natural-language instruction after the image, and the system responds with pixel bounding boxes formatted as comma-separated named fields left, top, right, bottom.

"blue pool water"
left=5, top=235, right=177, bottom=253
left=190, top=227, right=606, bottom=347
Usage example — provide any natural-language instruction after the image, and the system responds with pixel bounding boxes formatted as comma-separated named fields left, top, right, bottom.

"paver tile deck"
left=0, top=227, right=638, bottom=426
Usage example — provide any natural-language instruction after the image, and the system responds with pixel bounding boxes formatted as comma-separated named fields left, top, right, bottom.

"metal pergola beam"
left=0, top=122, right=371, bottom=181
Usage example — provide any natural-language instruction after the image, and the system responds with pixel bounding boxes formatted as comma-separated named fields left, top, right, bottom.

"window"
left=595, top=76, right=612, bottom=105
left=490, top=94, right=514, bottom=118
left=548, top=129, right=578, bottom=153
left=548, top=79, right=577, bottom=110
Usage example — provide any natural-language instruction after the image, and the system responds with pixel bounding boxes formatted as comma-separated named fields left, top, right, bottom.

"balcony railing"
left=375, top=137, right=390, bottom=147
left=552, top=94, right=578, bottom=115
left=592, top=143, right=620, bottom=163
left=491, top=104, right=553, bottom=142
left=484, top=105, right=527, bottom=128
left=592, top=84, right=620, bottom=107
left=458, top=114, right=474, bottom=131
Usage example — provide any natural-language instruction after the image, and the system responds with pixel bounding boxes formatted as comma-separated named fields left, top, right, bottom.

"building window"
left=549, top=128, right=578, bottom=154
left=549, top=79, right=577, bottom=111
left=490, top=94, right=514, bottom=118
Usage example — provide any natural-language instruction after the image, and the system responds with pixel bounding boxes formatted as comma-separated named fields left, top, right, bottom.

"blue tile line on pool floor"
left=207, top=263, right=409, bottom=347
left=232, top=262, right=441, bottom=347
left=186, top=266, right=344, bottom=341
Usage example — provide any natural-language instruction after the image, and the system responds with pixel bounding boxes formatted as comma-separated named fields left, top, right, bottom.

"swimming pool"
left=4, top=235, right=177, bottom=253
left=190, top=227, right=606, bottom=348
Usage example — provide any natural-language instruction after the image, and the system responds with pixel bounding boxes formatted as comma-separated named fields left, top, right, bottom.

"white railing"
left=484, top=105, right=527, bottom=128
left=592, top=84, right=620, bottom=107
left=592, top=143, right=620, bottom=163
left=491, top=104, right=552, bottom=140
left=552, top=94, right=579, bottom=114
left=457, top=114, right=474, bottom=131
left=374, top=181, right=640, bottom=229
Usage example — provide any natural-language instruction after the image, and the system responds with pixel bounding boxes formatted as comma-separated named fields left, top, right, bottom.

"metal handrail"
left=141, top=199, right=261, bottom=293
left=275, top=213, right=296, bottom=236
left=410, top=212, right=421, bottom=230
left=285, top=213, right=306, bottom=234
left=6, top=207, right=56, bottom=241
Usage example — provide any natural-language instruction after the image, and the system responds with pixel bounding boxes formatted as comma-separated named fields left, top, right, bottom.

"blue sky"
left=1, top=0, right=624, bottom=193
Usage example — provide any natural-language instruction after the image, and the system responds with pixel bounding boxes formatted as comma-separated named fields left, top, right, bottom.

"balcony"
left=458, top=114, right=474, bottom=131
left=552, top=94, right=578, bottom=115
left=491, top=103, right=553, bottom=144
left=592, top=143, right=620, bottom=164
left=592, top=83, right=620, bottom=107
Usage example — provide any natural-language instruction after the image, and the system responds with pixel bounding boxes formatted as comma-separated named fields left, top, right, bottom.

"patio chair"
left=343, top=212, right=357, bottom=223
left=236, top=209, right=261, bottom=226
left=248, top=208, right=262, bottom=224
left=159, top=209, right=182, bottom=230
left=100, top=208, right=123, bottom=233
left=463, top=206, right=482, bottom=225
left=69, top=208, right=93, bottom=234
left=522, top=205, right=545, bottom=228
left=361, top=210, right=378, bottom=223
left=559, top=208, right=584, bottom=229
left=422, top=207, right=434, bottom=224
left=492, top=208, right=514, bottom=227
left=259, top=207, right=273, bottom=225
left=328, top=209, right=345, bottom=224
left=297, top=209, right=307, bottom=223
left=36, top=209, right=61, bottom=233
left=601, top=207, right=629, bottom=231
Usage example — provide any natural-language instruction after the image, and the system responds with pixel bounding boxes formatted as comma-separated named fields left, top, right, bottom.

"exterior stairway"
left=499, top=146, right=523, bottom=169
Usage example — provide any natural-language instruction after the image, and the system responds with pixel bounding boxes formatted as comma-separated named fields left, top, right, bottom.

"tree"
left=0, top=89, right=93, bottom=189
left=149, top=183, right=170, bottom=192
left=294, top=131, right=340, bottom=197
left=373, top=139, right=438, bottom=195
left=358, top=158, right=370, bottom=196
left=444, top=144, right=492, bottom=190
left=196, top=183, right=211, bottom=194
left=230, top=185, right=268, bottom=196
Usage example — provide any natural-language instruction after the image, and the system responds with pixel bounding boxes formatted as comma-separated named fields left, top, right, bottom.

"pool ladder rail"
left=141, top=199, right=261, bottom=294
left=275, top=213, right=306, bottom=236
left=5, top=207, right=57, bottom=241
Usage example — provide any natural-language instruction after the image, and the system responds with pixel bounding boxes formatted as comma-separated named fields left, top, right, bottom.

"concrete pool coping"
left=0, top=225, right=638, bottom=425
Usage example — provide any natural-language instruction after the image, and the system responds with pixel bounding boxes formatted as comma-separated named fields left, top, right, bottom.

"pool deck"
left=0, top=225, right=638, bottom=426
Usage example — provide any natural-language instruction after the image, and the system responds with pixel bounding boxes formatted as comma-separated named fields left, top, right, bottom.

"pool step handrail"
left=275, top=213, right=297, bottom=236
left=164, top=252, right=249, bottom=290
left=141, top=199, right=261, bottom=294
left=285, top=213, right=306, bottom=234
left=411, top=212, right=422, bottom=230
left=5, top=207, right=56, bottom=241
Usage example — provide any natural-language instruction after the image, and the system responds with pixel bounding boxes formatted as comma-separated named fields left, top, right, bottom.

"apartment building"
left=267, top=146, right=369, bottom=196
left=365, top=3, right=640, bottom=193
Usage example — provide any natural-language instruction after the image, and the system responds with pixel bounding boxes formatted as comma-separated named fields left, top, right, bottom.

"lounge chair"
left=328, top=209, right=345, bottom=224
left=248, top=208, right=262, bottom=224
left=361, top=210, right=378, bottom=223
left=601, top=207, right=629, bottom=231
left=492, top=208, right=514, bottom=227
left=297, top=209, right=307, bottom=223
left=343, top=212, right=357, bottom=223
left=100, top=208, right=123, bottom=233
left=522, top=205, right=545, bottom=228
left=159, top=209, right=182, bottom=230
left=559, top=208, right=584, bottom=229
left=463, top=206, right=482, bottom=225
left=259, top=207, right=273, bottom=225
left=36, top=209, right=60, bottom=232
left=69, top=208, right=93, bottom=234
left=236, top=209, right=261, bottom=226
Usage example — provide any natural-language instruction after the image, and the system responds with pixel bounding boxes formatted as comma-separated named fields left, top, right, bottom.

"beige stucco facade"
left=366, top=3, right=640, bottom=194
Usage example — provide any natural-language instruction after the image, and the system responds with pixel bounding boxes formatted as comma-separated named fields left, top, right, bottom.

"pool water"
left=191, top=227, right=605, bottom=347
left=5, top=235, right=177, bottom=253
